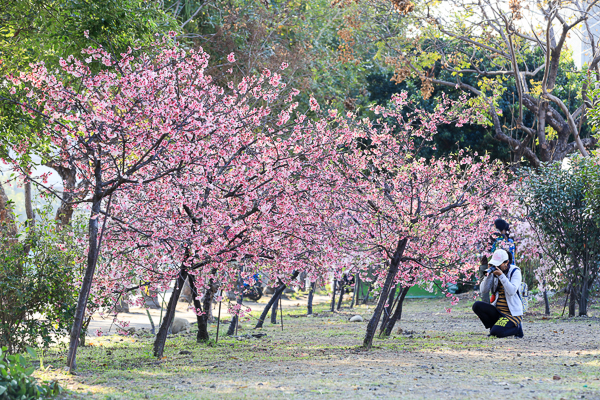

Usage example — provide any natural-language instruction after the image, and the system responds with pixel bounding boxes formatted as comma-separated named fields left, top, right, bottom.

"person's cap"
left=494, top=218, right=509, bottom=232
left=489, top=249, right=509, bottom=266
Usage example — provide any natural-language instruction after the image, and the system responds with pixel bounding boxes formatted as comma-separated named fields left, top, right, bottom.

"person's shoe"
left=514, top=323, right=524, bottom=338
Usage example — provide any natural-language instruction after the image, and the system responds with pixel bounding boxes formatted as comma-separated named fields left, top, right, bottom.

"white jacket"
left=481, top=264, right=523, bottom=317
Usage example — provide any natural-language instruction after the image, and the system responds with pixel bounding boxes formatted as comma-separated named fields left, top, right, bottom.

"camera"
left=485, top=265, right=497, bottom=274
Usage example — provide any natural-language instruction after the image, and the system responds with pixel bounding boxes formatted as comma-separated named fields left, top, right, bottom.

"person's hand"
left=492, top=268, right=503, bottom=277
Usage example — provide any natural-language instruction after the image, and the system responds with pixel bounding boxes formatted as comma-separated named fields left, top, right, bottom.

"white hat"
left=489, top=249, right=509, bottom=266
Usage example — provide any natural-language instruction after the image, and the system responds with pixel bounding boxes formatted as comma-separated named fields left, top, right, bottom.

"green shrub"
left=0, top=347, right=61, bottom=400
left=0, top=206, right=80, bottom=353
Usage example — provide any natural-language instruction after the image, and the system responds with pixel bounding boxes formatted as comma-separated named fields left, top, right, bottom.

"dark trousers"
left=472, top=301, right=523, bottom=338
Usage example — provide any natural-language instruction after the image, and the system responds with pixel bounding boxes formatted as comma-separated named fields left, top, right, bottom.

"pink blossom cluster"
left=4, top=38, right=512, bottom=321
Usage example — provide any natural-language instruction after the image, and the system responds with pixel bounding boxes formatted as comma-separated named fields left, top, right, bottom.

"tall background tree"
left=372, top=0, right=600, bottom=166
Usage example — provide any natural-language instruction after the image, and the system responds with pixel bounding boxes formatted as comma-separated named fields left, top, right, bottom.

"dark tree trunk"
left=227, top=287, right=244, bottom=336
left=66, top=193, right=103, bottom=370
left=255, top=272, right=299, bottom=328
left=336, top=280, right=345, bottom=310
left=188, top=274, right=210, bottom=342
left=350, top=275, right=357, bottom=308
left=256, top=285, right=284, bottom=329
left=379, top=284, right=399, bottom=337
left=330, top=280, right=337, bottom=312
left=307, top=282, right=316, bottom=315
left=579, top=277, right=589, bottom=317
left=153, top=269, right=188, bottom=357
left=270, top=291, right=280, bottom=324
left=568, top=286, right=577, bottom=318
left=383, top=286, right=410, bottom=336
left=542, top=279, right=550, bottom=316
left=363, top=238, right=407, bottom=349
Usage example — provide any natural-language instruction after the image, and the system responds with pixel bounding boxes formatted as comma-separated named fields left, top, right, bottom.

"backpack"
left=509, top=267, right=529, bottom=313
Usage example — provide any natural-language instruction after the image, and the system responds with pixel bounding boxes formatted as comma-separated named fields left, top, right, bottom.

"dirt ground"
left=36, top=292, right=600, bottom=400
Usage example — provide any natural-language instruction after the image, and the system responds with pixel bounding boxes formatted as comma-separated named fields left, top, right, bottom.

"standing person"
left=472, top=249, right=524, bottom=338
left=479, top=218, right=515, bottom=302
left=491, top=218, right=515, bottom=262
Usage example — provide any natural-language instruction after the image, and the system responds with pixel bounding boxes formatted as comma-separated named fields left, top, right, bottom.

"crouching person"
left=472, top=249, right=524, bottom=338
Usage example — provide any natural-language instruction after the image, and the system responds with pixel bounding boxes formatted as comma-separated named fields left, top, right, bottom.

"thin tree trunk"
left=226, top=294, right=243, bottom=336
left=146, top=309, right=156, bottom=335
left=153, top=269, right=188, bottom=357
left=384, top=286, right=410, bottom=336
left=542, top=279, right=550, bottom=316
left=330, top=279, right=336, bottom=312
left=579, top=277, right=589, bottom=316
left=307, top=282, right=316, bottom=315
left=350, top=275, right=357, bottom=308
left=255, top=272, right=299, bottom=328
left=227, top=274, right=244, bottom=336
left=66, top=193, right=103, bottom=370
left=270, top=291, right=280, bottom=324
left=24, top=179, right=35, bottom=227
left=363, top=238, right=407, bottom=349
left=379, top=284, right=399, bottom=337
left=188, top=274, right=210, bottom=342
left=568, top=286, right=577, bottom=318
left=336, top=280, right=345, bottom=310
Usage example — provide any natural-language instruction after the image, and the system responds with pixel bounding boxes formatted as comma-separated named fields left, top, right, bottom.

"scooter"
left=243, top=274, right=263, bottom=301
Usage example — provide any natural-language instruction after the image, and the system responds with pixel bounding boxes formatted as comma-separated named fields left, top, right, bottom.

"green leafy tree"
left=0, top=205, right=81, bottom=353
left=1, top=0, right=177, bottom=226
left=375, top=0, right=599, bottom=167
left=519, top=157, right=600, bottom=316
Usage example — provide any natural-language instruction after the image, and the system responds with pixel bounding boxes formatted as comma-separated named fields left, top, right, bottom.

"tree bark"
left=568, top=286, right=577, bottom=318
left=579, top=277, right=589, bottom=317
left=330, top=279, right=337, bottom=311
left=66, top=193, right=103, bottom=370
left=336, top=279, right=345, bottom=310
left=24, top=179, right=34, bottom=227
left=383, top=286, right=410, bottom=336
left=188, top=274, right=210, bottom=342
left=350, top=275, right=357, bottom=308
left=44, top=163, right=78, bottom=228
left=153, top=268, right=188, bottom=357
left=255, top=272, right=299, bottom=329
left=363, top=238, right=407, bottom=349
left=227, top=274, right=244, bottom=336
left=307, top=282, right=316, bottom=315
left=226, top=292, right=243, bottom=336
left=379, top=284, right=398, bottom=336
left=270, top=291, right=280, bottom=324
left=543, top=292, right=550, bottom=316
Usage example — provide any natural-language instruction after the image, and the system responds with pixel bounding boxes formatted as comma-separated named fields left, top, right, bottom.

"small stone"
left=553, top=375, right=561, bottom=380
left=349, top=315, right=363, bottom=322
left=209, top=384, right=216, bottom=388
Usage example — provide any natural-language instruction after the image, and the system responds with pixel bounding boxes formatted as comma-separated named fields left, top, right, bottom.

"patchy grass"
left=31, top=296, right=600, bottom=399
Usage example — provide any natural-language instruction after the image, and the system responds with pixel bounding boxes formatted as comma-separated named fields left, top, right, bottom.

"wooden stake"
left=216, top=301, right=222, bottom=343
left=280, top=293, right=284, bottom=331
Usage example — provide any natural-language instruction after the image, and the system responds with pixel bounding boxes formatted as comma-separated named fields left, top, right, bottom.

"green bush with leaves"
left=0, top=206, right=80, bottom=353
left=0, top=347, right=61, bottom=400
left=518, top=157, right=600, bottom=316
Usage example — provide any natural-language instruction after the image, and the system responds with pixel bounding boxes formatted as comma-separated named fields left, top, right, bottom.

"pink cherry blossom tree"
left=295, top=93, right=512, bottom=348
left=2, top=34, right=307, bottom=368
